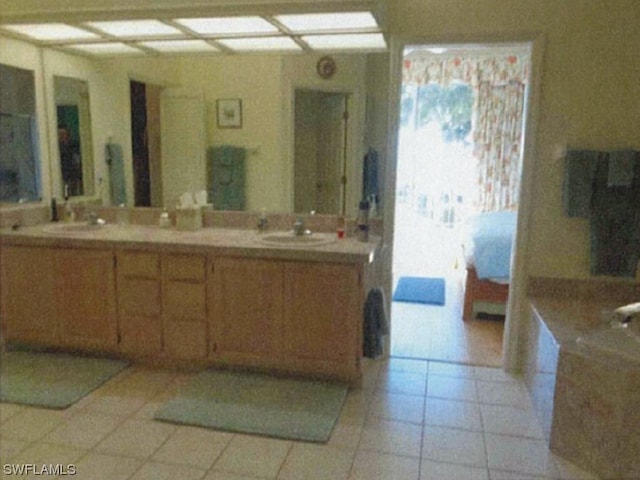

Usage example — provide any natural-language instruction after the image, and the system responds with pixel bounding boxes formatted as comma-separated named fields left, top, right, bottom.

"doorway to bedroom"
left=391, top=43, right=531, bottom=366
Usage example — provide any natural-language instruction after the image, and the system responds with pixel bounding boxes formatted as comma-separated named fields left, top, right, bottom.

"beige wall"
left=388, top=0, right=640, bottom=280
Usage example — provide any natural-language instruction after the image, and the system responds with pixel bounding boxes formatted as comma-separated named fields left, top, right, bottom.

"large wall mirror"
left=294, top=89, right=349, bottom=215
left=54, top=75, right=94, bottom=197
left=0, top=63, right=41, bottom=204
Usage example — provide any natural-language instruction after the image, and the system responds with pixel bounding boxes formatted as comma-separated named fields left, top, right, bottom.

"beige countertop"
left=0, top=223, right=379, bottom=264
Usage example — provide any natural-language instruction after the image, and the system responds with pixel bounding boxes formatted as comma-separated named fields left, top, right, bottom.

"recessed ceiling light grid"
left=0, top=10, right=386, bottom=55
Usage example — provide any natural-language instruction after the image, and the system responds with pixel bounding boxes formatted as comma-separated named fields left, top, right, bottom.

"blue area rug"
left=154, top=369, right=348, bottom=443
left=393, top=276, right=446, bottom=305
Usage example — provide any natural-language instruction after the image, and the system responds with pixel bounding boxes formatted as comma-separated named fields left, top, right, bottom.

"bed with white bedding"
left=462, top=211, right=516, bottom=321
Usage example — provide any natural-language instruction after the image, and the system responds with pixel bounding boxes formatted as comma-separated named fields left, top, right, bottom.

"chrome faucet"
left=257, top=211, right=269, bottom=233
left=610, top=302, right=640, bottom=327
left=293, top=216, right=312, bottom=236
left=293, top=217, right=304, bottom=236
left=86, top=211, right=106, bottom=226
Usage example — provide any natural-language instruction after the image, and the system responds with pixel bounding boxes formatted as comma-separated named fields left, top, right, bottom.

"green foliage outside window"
left=400, top=82, right=473, bottom=143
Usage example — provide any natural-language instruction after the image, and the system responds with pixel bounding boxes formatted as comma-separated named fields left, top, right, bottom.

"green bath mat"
left=0, top=351, right=129, bottom=409
left=154, top=369, right=348, bottom=443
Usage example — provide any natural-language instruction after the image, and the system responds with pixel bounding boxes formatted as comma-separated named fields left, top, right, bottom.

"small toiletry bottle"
left=50, top=198, right=59, bottom=222
left=117, top=203, right=129, bottom=226
left=336, top=215, right=346, bottom=239
left=159, top=210, right=171, bottom=228
left=258, top=209, right=268, bottom=233
left=357, top=200, right=370, bottom=242
left=63, top=202, right=75, bottom=223
left=62, top=184, right=75, bottom=222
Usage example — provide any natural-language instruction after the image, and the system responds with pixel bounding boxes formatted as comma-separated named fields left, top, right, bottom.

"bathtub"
left=527, top=298, right=640, bottom=479
left=576, top=324, right=640, bottom=362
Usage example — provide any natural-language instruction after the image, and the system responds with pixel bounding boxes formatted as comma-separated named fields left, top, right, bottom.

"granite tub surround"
left=552, top=342, right=640, bottom=479
left=526, top=278, right=639, bottom=479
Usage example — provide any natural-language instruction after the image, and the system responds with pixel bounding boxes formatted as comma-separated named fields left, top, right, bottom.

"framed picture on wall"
left=216, top=98, right=242, bottom=128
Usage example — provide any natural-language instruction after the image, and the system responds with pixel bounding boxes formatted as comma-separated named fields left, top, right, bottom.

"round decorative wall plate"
left=316, top=56, right=337, bottom=79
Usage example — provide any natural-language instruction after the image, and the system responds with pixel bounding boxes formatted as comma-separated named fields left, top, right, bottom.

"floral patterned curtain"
left=403, top=53, right=529, bottom=212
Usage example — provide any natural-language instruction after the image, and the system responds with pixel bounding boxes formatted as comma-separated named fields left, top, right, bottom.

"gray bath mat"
left=154, top=369, right=348, bottom=443
left=0, top=351, right=129, bottom=409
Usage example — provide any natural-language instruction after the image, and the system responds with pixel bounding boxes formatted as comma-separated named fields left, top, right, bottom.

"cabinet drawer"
left=118, top=278, right=161, bottom=316
left=164, top=254, right=205, bottom=281
left=118, top=252, right=160, bottom=277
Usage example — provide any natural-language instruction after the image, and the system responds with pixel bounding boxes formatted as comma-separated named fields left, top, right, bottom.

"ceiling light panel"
left=174, top=16, right=278, bottom=36
left=217, top=36, right=301, bottom=52
left=85, top=20, right=183, bottom=38
left=139, top=39, right=219, bottom=53
left=1, top=23, right=99, bottom=41
left=303, top=33, right=386, bottom=50
left=274, top=12, right=378, bottom=33
left=65, top=42, right=142, bottom=55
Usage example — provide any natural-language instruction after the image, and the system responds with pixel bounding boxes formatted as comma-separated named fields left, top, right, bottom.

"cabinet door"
left=116, top=251, right=162, bottom=355
left=162, top=253, right=207, bottom=360
left=209, top=257, right=283, bottom=364
left=56, top=248, right=117, bottom=352
left=0, top=246, right=58, bottom=345
left=283, top=262, right=362, bottom=378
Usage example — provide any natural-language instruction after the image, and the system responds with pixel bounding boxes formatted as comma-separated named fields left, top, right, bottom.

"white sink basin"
left=42, top=223, right=106, bottom=235
left=256, top=231, right=336, bottom=247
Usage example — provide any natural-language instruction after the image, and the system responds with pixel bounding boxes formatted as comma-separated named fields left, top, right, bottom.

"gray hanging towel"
left=362, top=148, right=379, bottom=200
left=607, top=150, right=639, bottom=187
left=363, top=287, right=389, bottom=359
left=563, top=150, right=601, bottom=218
left=105, top=143, right=126, bottom=205
left=207, top=146, right=246, bottom=211
left=589, top=156, right=640, bottom=277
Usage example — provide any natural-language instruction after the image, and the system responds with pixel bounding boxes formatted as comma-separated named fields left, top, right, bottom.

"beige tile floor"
left=0, top=359, right=599, bottom=480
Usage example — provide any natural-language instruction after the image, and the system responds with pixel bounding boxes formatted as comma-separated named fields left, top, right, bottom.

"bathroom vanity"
left=0, top=223, right=380, bottom=383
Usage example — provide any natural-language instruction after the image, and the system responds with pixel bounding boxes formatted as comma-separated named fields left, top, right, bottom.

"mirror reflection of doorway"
left=129, top=80, right=162, bottom=207
left=56, top=105, right=83, bottom=197
left=293, top=89, right=348, bottom=215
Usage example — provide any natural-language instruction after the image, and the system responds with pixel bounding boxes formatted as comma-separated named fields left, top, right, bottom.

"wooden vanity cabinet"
left=162, top=253, right=207, bottom=360
left=56, top=248, right=117, bottom=352
left=282, top=262, right=362, bottom=379
left=115, top=251, right=162, bottom=356
left=1, top=239, right=369, bottom=382
left=0, top=246, right=59, bottom=346
left=208, top=256, right=363, bottom=381
left=209, top=257, right=283, bottom=365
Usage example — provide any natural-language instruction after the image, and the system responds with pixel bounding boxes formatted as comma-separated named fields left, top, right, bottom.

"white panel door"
left=160, top=88, right=206, bottom=209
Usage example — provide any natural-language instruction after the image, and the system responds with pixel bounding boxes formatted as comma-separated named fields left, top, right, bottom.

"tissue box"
left=175, top=207, right=202, bottom=231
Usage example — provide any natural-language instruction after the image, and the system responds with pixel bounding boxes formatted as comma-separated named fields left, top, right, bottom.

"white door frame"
left=384, top=33, right=545, bottom=371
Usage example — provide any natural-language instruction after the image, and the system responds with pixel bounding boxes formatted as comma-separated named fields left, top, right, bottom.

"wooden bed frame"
left=463, top=265, right=509, bottom=321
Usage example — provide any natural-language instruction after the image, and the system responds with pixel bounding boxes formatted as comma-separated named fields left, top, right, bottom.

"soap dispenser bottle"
left=356, top=200, right=370, bottom=242
left=62, top=185, right=75, bottom=223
